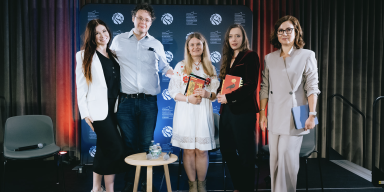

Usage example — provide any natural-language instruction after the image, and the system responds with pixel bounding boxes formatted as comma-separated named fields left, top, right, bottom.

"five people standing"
left=75, top=1, right=319, bottom=190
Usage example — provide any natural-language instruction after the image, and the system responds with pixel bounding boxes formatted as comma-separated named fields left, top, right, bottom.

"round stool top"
left=125, top=152, right=178, bottom=166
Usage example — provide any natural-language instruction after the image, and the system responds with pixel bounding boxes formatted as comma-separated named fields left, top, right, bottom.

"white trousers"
left=269, top=132, right=303, bottom=192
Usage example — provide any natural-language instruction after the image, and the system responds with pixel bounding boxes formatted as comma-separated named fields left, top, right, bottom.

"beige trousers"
left=269, top=132, right=303, bottom=192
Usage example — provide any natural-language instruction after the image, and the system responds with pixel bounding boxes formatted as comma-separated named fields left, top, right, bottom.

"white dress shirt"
left=110, top=28, right=172, bottom=95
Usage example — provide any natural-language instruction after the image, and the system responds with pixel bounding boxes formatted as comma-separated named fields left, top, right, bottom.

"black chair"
left=257, top=126, right=324, bottom=192
left=2, top=115, right=64, bottom=191
left=176, top=113, right=227, bottom=191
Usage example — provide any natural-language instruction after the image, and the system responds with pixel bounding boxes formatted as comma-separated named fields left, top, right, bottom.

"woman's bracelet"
left=186, top=95, right=189, bottom=103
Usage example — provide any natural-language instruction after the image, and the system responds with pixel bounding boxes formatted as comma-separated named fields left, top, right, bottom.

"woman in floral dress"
left=168, top=32, right=220, bottom=192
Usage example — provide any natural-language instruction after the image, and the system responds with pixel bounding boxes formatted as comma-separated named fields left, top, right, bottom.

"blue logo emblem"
left=165, top=51, right=173, bottom=63
left=161, top=13, right=173, bottom=25
left=210, top=51, right=221, bottom=63
left=162, top=89, right=172, bottom=100
left=112, top=13, right=124, bottom=24
left=89, top=146, right=96, bottom=157
left=162, top=126, right=173, bottom=137
left=210, top=14, right=222, bottom=25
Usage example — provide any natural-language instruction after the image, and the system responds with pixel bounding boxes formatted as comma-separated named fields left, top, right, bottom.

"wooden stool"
left=125, top=152, right=178, bottom=192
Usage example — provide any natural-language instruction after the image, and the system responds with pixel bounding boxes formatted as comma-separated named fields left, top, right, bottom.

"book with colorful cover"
left=221, top=75, right=243, bottom=94
left=184, top=74, right=206, bottom=96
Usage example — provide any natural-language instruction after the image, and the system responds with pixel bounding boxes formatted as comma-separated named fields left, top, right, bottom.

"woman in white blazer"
left=76, top=19, right=126, bottom=192
left=259, top=15, right=320, bottom=192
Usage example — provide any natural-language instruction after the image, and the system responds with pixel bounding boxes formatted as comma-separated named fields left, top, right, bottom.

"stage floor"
left=1, top=150, right=383, bottom=192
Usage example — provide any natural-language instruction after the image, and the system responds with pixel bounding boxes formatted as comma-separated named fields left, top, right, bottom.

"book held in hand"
left=291, top=104, right=319, bottom=129
left=221, top=74, right=243, bottom=95
left=184, top=74, right=206, bottom=96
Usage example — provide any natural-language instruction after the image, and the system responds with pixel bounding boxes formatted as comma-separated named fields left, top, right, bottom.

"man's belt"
left=120, top=92, right=155, bottom=99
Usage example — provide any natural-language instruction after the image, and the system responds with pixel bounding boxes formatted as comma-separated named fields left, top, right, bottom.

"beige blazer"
left=76, top=50, right=119, bottom=121
left=260, top=47, right=320, bottom=135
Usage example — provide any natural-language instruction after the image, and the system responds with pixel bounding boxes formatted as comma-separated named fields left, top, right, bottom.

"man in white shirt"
left=110, top=3, right=173, bottom=192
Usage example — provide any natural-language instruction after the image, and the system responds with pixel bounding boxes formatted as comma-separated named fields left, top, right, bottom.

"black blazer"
left=217, top=50, right=260, bottom=115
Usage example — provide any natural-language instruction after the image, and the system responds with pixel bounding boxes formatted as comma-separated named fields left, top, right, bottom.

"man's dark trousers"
left=116, top=94, right=158, bottom=183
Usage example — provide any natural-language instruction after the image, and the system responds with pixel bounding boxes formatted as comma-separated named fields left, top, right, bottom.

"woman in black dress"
left=76, top=19, right=126, bottom=192
left=217, top=24, right=260, bottom=192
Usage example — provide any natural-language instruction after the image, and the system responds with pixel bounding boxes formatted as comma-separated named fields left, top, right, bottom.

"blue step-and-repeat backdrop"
left=79, top=4, right=253, bottom=164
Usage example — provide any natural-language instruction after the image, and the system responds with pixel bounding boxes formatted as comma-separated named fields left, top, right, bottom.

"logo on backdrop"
left=89, top=146, right=96, bottom=157
left=210, top=14, right=222, bottom=25
left=162, top=106, right=174, bottom=119
left=213, top=105, right=220, bottom=114
left=186, top=11, right=197, bottom=25
left=210, top=51, right=222, bottom=63
left=112, top=13, right=124, bottom=25
left=112, top=13, right=124, bottom=24
left=162, top=89, right=172, bottom=100
left=186, top=32, right=194, bottom=39
left=113, top=30, right=123, bottom=39
left=162, top=30, right=174, bottom=44
left=88, top=10, right=99, bottom=21
left=161, top=13, right=173, bottom=25
left=162, top=126, right=173, bottom=137
left=165, top=51, right=173, bottom=63
left=234, top=12, right=246, bottom=26
left=210, top=31, right=222, bottom=44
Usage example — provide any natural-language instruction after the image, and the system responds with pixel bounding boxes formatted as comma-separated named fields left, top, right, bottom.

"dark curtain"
left=317, top=0, right=384, bottom=171
left=0, top=0, right=80, bottom=156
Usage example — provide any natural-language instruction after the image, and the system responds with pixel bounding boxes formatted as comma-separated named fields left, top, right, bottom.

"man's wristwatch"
left=209, top=92, right=212, bottom=99
left=309, top=112, right=317, bottom=117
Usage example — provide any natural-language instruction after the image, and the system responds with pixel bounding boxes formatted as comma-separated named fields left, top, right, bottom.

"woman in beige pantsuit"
left=259, top=15, right=320, bottom=192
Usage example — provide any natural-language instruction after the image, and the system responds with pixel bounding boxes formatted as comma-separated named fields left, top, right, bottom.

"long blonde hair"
left=183, top=32, right=214, bottom=76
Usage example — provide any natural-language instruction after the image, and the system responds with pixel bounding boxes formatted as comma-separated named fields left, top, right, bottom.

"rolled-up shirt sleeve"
left=157, top=44, right=172, bottom=74
left=259, top=59, right=270, bottom=101
left=303, top=52, right=321, bottom=97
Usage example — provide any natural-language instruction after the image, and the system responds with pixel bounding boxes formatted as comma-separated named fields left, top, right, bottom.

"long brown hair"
left=270, top=15, right=305, bottom=49
left=219, top=24, right=250, bottom=80
left=81, top=19, right=116, bottom=84
left=183, top=32, right=214, bottom=76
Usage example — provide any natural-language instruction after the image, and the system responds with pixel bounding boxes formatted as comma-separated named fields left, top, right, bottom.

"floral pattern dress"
left=168, top=61, right=220, bottom=150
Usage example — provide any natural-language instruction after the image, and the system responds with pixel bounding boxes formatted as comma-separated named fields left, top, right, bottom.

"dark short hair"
left=131, top=2, right=156, bottom=21
left=270, top=15, right=305, bottom=49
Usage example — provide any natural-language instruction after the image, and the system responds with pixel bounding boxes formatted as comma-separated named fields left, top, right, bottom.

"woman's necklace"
left=194, top=61, right=201, bottom=71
